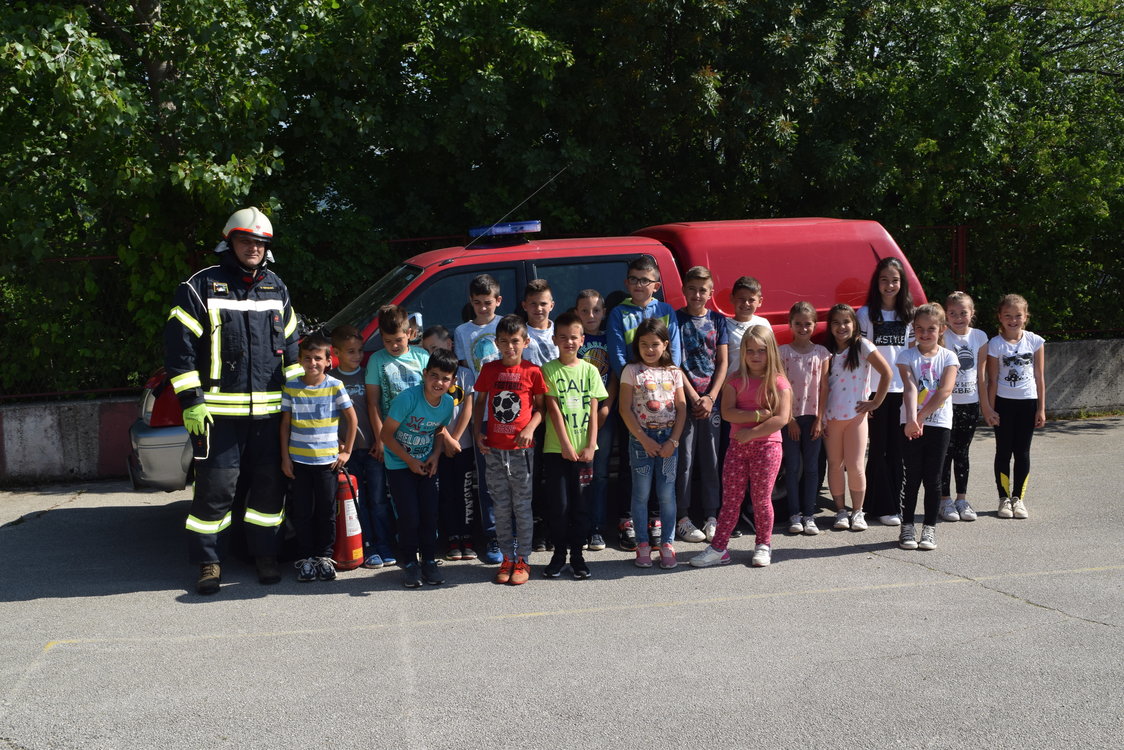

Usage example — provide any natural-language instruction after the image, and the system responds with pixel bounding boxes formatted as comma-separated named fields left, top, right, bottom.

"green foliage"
left=1, top=0, right=1122, bottom=396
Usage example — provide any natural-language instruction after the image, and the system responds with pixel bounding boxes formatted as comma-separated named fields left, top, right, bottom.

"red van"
left=326, top=217, right=926, bottom=347
left=128, top=217, right=926, bottom=490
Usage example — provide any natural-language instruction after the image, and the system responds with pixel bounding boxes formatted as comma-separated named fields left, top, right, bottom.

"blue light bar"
left=468, top=220, right=542, bottom=239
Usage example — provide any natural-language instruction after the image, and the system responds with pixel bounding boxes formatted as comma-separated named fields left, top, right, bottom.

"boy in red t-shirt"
left=473, top=315, right=547, bottom=585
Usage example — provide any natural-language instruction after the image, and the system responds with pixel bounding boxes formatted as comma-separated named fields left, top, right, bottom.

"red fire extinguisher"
left=333, top=468, right=364, bottom=570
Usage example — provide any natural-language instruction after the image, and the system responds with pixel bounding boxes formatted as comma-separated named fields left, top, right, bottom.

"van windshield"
left=322, top=263, right=422, bottom=334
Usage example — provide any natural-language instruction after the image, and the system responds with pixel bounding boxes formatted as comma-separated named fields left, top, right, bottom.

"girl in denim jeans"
left=619, top=318, right=686, bottom=569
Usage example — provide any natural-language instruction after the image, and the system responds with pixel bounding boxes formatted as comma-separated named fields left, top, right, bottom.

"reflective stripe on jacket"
left=164, top=252, right=302, bottom=417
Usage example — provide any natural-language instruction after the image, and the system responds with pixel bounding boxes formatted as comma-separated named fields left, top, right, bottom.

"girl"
left=939, top=291, right=988, bottom=522
left=823, top=304, right=892, bottom=531
left=857, top=257, right=915, bottom=526
left=690, top=325, right=792, bottom=569
left=897, top=303, right=959, bottom=551
left=982, top=294, right=1046, bottom=519
left=779, top=302, right=830, bottom=535
left=619, top=318, right=686, bottom=569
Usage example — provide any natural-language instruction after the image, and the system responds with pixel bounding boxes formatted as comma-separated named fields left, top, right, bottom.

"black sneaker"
left=543, top=553, right=566, bottom=578
left=571, top=556, right=591, bottom=580
left=618, top=519, right=638, bottom=551
left=295, top=558, right=317, bottom=583
left=420, top=560, right=444, bottom=585
left=255, top=556, right=281, bottom=585
left=315, top=557, right=337, bottom=581
left=403, top=562, right=422, bottom=588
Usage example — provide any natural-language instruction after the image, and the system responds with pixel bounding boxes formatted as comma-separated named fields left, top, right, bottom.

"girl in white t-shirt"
left=939, top=291, right=988, bottom=523
left=983, top=294, right=1046, bottom=520
left=857, top=257, right=915, bottom=526
left=823, top=304, right=892, bottom=532
left=897, top=304, right=959, bottom=551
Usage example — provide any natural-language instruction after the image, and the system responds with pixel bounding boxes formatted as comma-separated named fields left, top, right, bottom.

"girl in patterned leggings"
left=690, top=325, right=791, bottom=569
left=939, top=292, right=987, bottom=522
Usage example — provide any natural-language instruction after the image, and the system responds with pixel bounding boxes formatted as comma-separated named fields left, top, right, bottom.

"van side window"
left=531, top=260, right=641, bottom=317
left=402, top=267, right=519, bottom=334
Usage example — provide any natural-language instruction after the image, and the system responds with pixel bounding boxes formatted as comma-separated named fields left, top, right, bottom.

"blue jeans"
left=782, top=414, right=822, bottom=518
left=346, top=451, right=396, bottom=560
left=590, top=412, right=616, bottom=534
left=629, top=427, right=677, bottom=546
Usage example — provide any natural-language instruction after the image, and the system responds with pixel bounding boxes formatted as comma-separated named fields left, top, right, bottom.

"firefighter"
left=165, top=207, right=304, bottom=594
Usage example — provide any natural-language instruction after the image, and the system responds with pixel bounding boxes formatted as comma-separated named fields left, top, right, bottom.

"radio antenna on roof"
left=464, top=164, right=570, bottom=250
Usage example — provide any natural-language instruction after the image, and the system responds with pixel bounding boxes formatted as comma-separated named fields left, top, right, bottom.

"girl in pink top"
left=690, top=325, right=791, bottom=569
left=779, top=302, right=831, bottom=535
left=823, top=304, right=892, bottom=532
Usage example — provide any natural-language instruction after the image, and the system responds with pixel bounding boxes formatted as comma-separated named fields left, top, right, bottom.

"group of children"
left=278, top=257, right=1047, bottom=587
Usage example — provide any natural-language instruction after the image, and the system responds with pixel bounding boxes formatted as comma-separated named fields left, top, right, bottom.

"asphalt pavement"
left=1, top=417, right=1121, bottom=749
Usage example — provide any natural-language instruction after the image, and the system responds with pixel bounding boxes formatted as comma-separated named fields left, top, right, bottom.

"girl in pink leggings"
left=823, top=304, right=892, bottom=531
left=690, top=325, right=791, bottom=569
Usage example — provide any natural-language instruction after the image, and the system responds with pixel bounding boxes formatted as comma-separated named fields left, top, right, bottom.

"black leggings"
left=900, top=427, right=951, bottom=527
left=941, top=402, right=980, bottom=497
left=866, top=391, right=905, bottom=517
left=993, top=397, right=1037, bottom=499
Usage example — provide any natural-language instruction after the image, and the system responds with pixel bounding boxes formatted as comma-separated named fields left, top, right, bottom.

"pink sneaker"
left=634, top=543, right=653, bottom=568
left=659, top=543, right=677, bottom=569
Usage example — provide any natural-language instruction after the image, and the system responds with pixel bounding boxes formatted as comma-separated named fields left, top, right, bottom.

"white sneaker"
left=802, top=515, right=820, bottom=535
left=955, top=499, right=978, bottom=521
left=1011, top=497, right=1028, bottom=519
left=939, top=499, right=960, bottom=522
left=676, top=517, right=706, bottom=543
left=702, top=517, right=717, bottom=542
left=918, top=524, right=937, bottom=550
left=689, top=544, right=731, bottom=568
left=787, top=514, right=805, bottom=534
left=850, top=510, right=868, bottom=531
left=878, top=514, right=902, bottom=526
left=833, top=510, right=850, bottom=530
left=751, top=544, right=771, bottom=567
left=998, top=498, right=1014, bottom=518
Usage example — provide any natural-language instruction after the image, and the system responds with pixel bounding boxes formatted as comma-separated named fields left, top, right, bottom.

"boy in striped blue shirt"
left=281, top=335, right=357, bottom=582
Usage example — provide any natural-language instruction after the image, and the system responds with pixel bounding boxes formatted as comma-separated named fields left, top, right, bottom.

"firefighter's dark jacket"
left=164, top=251, right=303, bottom=418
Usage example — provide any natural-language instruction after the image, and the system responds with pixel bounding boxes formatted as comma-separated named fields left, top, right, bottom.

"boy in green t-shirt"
left=541, top=311, right=608, bottom=580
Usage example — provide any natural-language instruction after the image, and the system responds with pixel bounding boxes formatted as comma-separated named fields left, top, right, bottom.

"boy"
left=281, top=335, right=358, bottom=583
left=454, top=274, right=505, bottom=564
left=364, top=305, right=428, bottom=562
left=521, top=278, right=559, bottom=366
left=520, top=278, right=558, bottom=551
left=421, top=325, right=477, bottom=562
left=542, top=311, right=608, bottom=579
left=607, top=256, right=682, bottom=549
left=380, top=348, right=459, bottom=588
left=726, top=275, right=771, bottom=354
left=473, top=314, right=547, bottom=585
left=329, top=326, right=397, bottom=568
left=575, top=289, right=618, bottom=551
left=455, top=274, right=503, bottom=376
left=675, top=267, right=728, bottom=543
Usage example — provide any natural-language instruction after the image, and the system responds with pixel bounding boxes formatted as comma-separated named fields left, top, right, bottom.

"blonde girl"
left=896, top=303, right=959, bottom=551
left=939, top=291, right=988, bottom=522
left=823, top=304, right=892, bottom=531
left=982, top=294, right=1045, bottom=519
left=619, top=318, right=686, bottom=569
left=690, top=325, right=791, bottom=568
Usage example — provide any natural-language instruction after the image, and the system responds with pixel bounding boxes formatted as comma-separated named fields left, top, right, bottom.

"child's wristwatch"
left=669, top=438, right=680, bottom=448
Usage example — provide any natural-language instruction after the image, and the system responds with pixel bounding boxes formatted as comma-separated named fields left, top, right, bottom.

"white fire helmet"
left=217, top=207, right=275, bottom=262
